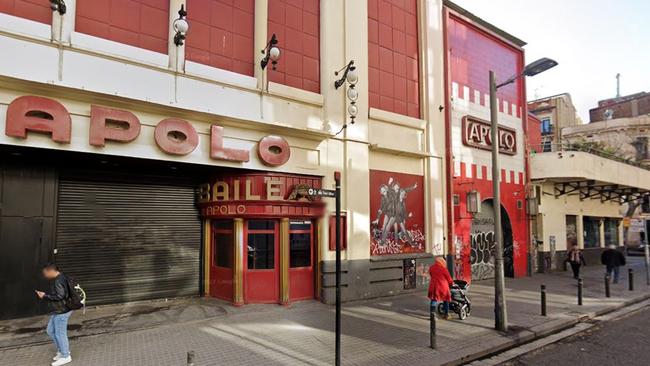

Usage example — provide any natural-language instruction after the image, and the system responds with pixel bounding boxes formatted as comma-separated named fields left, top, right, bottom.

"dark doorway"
left=0, top=160, right=56, bottom=319
left=470, top=199, right=514, bottom=281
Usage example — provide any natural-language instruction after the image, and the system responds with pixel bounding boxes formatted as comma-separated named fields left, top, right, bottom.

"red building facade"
left=444, top=4, right=530, bottom=282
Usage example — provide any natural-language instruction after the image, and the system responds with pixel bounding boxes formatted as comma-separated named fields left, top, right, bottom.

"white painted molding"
left=267, top=82, right=324, bottom=107
left=368, top=107, right=427, bottom=130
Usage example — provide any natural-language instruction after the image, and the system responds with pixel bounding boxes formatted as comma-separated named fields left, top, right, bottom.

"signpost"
left=309, top=172, right=342, bottom=366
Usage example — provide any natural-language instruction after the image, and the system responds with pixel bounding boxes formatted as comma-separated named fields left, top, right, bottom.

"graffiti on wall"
left=470, top=228, right=496, bottom=280
left=370, top=170, right=425, bottom=256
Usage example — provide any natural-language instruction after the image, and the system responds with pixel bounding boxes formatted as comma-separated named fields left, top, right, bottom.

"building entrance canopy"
left=531, top=150, right=650, bottom=203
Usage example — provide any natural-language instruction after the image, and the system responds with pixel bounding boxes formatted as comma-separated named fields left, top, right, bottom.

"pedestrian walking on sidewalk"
left=35, top=263, right=74, bottom=366
left=428, top=257, right=454, bottom=319
left=601, top=244, right=626, bottom=284
left=566, top=243, right=586, bottom=279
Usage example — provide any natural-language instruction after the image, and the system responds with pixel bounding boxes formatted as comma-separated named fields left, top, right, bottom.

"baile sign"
left=462, top=116, right=517, bottom=155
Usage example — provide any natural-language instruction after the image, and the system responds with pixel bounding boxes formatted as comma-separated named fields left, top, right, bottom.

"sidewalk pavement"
left=1, top=258, right=649, bottom=366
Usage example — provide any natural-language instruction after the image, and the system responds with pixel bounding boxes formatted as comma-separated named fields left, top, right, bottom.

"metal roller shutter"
left=55, top=173, right=201, bottom=305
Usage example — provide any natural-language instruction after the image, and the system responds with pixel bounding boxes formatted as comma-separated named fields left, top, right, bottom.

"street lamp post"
left=489, top=57, right=557, bottom=332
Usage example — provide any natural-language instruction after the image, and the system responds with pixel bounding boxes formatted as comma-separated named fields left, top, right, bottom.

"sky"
left=451, top=0, right=650, bottom=122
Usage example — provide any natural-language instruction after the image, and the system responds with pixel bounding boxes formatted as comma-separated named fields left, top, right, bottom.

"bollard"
left=605, top=274, right=611, bottom=298
left=577, top=278, right=583, bottom=306
left=540, top=285, right=547, bottom=316
left=429, top=301, right=436, bottom=349
left=187, top=351, right=195, bottom=366
left=629, top=268, right=634, bottom=291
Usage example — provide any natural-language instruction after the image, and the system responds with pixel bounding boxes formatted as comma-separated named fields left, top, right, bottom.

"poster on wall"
left=369, top=170, right=425, bottom=256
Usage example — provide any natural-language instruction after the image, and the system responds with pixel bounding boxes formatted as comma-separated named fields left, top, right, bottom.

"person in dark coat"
left=36, top=263, right=73, bottom=366
left=601, top=244, right=626, bottom=284
left=566, top=243, right=586, bottom=279
left=428, top=257, right=454, bottom=319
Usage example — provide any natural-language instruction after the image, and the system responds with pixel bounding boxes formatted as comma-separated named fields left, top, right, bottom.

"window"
left=368, top=0, right=420, bottom=118
left=185, top=0, right=255, bottom=75
left=75, top=0, right=170, bottom=54
left=213, top=220, right=233, bottom=268
left=247, top=220, right=276, bottom=269
left=583, top=216, right=601, bottom=248
left=268, top=0, right=320, bottom=93
left=0, top=0, right=52, bottom=24
left=604, top=218, right=619, bottom=246
left=541, top=118, right=553, bottom=135
left=290, top=221, right=312, bottom=268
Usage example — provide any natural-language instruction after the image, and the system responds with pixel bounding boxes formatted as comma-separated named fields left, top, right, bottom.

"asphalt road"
left=502, top=305, right=650, bottom=366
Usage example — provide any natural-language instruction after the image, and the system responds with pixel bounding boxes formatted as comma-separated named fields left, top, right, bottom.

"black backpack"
left=64, top=276, right=86, bottom=311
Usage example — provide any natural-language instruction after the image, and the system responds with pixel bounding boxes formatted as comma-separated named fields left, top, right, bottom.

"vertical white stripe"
left=502, top=100, right=509, bottom=113
left=476, top=165, right=483, bottom=179
left=504, top=169, right=511, bottom=183
left=474, top=90, right=481, bottom=104
left=465, top=162, right=473, bottom=179
left=463, top=86, right=470, bottom=101
left=511, top=103, right=518, bottom=117
left=454, top=161, right=461, bottom=177
left=452, top=82, right=459, bottom=99
left=484, top=94, right=490, bottom=107
left=486, top=167, right=492, bottom=181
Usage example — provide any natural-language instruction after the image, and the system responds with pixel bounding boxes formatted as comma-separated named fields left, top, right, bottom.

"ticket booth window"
left=290, top=221, right=312, bottom=268
left=248, top=233, right=275, bottom=269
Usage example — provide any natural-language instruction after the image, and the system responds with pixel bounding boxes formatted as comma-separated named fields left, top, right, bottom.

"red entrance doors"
left=210, top=220, right=234, bottom=301
left=244, top=220, right=280, bottom=303
left=209, top=218, right=316, bottom=304
left=288, top=221, right=315, bottom=301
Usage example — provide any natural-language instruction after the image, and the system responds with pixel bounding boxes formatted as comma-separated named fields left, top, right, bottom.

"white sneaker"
left=53, top=352, right=62, bottom=361
left=51, top=356, right=72, bottom=366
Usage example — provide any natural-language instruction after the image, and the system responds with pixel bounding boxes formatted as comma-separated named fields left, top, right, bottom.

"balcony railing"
left=531, top=141, right=650, bottom=171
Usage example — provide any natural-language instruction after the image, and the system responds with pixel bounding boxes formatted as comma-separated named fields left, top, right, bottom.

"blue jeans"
left=46, top=311, right=72, bottom=357
left=606, top=266, right=620, bottom=283
left=430, top=300, right=449, bottom=315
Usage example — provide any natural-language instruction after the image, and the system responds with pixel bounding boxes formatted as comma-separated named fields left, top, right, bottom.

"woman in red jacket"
left=428, top=257, right=454, bottom=319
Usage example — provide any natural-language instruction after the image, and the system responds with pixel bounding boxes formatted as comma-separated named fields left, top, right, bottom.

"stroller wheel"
left=437, top=303, right=446, bottom=315
left=459, top=306, right=468, bottom=320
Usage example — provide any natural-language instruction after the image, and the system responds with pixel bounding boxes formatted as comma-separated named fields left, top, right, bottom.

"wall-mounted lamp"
left=50, top=0, right=66, bottom=15
left=261, top=33, right=280, bottom=70
left=173, top=5, right=189, bottom=46
left=526, top=197, right=538, bottom=216
left=334, top=60, right=358, bottom=134
left=466, top=190, right=481, bottom=216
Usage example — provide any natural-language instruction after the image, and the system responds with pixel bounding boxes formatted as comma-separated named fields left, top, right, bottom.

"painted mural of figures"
left=371, top=178, right=395, bottom=247
left=370, top=170, right=425, bottom=256
left=371, top=178, right=417, bottom=246
left=394, top=182, right=417, bottom=245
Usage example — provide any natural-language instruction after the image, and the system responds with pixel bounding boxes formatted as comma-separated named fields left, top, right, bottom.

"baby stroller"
left=437, top=280, right=472, bottom=320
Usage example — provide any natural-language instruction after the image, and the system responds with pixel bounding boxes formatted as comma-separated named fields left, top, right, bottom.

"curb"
left=442, top=292, right=650, bottom=366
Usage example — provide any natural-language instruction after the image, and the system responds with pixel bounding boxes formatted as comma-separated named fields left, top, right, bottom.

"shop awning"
left=531, top=151, right=650, bottom=203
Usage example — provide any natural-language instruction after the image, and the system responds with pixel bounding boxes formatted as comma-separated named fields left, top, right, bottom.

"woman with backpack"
left=36, top=263, right=76, bottom=366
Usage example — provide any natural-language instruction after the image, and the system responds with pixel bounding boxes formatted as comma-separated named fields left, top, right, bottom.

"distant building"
left=560, top=92, right=650, bottom=247
left=528, top=93, right=580, bottom=152
left=590, top=91, right=650, bottom=123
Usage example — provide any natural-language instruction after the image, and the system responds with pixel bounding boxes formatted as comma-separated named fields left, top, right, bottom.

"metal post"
left=577, top=278, right=583, bottom=306
left=605, top=274, right=611, bottom=298
left=643, top=241, right=650, bottom=286
left=334, top=172, right=342, bottom=366
left=187, top=351, right=195, bottom=366
left=490, top=70, right=508, bottom=332
left=429, top=301, right=436, bottom=349
left=540, top=285, right=547, bottom=316
left=629, top=268, right=634, bottom=291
